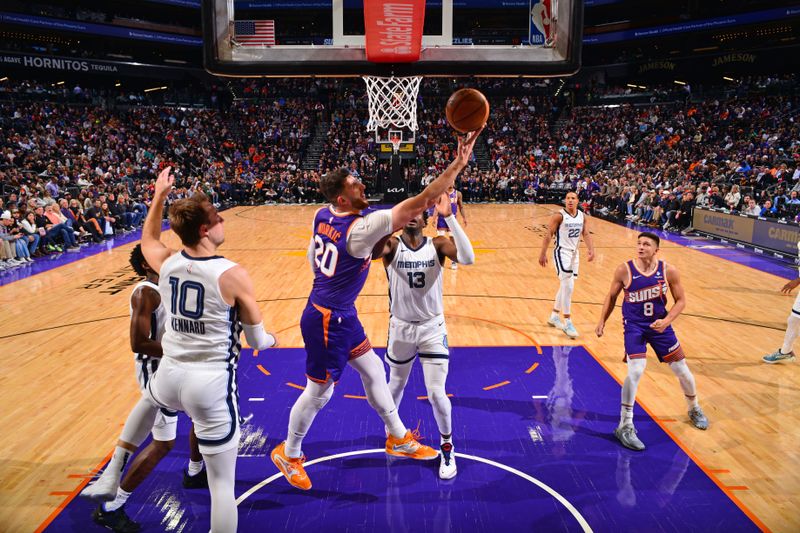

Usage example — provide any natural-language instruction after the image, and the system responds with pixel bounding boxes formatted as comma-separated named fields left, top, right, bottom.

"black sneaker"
left=183, top=468, right=208, bottom=489
left=92, top=504, right=141, bottom=533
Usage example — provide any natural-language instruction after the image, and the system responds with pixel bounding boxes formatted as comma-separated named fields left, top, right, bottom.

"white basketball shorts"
left=135, top=358, right=177, bottom=442
left=385, top=314, right=449, bottom=366
left=145, top=357, right=240, bottom=454
left=553, top=247, right=579, bottom=280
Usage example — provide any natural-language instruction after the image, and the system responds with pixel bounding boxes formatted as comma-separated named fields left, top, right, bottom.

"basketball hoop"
left=363, top=76, right=422, bottom=133
left=389, top=134, right=402, bottom=155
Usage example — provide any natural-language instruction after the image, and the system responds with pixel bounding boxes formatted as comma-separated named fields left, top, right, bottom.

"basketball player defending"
left=539, top=192, right=595, bottom=338
left=762, top=242, right=800, bottom=363
left=137, top=167, right=277, bottom=533
left=271, top=128, right=483, bottom=490
left=434, top=185, right=467, bottom=269
left=596, top=232, right=709, bottom=451
left=81, top=244, right=208, bottom=532
left=376, top=193, right=475, bottom=479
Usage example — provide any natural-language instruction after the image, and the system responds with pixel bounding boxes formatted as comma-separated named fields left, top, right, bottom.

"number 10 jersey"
left=386, top=236, right=444, bottom=322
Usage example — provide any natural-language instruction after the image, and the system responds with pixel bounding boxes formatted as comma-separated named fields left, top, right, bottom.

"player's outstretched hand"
left=435, top=192, right=453, bottom=217
left=587, top=249, right=596, bottom=262
left=595, top=322, right=604, bottom=337
left=538, top=251, right=548, bottom=267
left=649, top=319, right=668, bottom=333
left=455, top=126, right=484, bottom=167
left=781, top=278, right=800, bottom=294
left=155, top=166, right=175, bottom=196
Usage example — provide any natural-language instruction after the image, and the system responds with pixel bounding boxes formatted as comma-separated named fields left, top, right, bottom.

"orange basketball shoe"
left=385, top=429, right=439, bottom=460
left=271, top=442, right=312, bottom=490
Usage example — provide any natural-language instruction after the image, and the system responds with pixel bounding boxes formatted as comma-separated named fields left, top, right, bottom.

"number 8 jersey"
left=159, top=251, right=242, bottom=364
left=622, top=259, right=669, bottom=324
left=386, top=236, right=443, bottom=322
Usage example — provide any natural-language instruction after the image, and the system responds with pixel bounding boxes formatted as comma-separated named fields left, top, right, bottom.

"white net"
left=363, top=76, right=422, bottom=132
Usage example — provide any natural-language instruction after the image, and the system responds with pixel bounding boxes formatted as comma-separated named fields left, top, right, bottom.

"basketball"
left=446, top=88, right=490, bottom=133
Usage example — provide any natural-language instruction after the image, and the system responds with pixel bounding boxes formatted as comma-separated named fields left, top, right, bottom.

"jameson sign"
left=0, top=52, right=199, bottom=78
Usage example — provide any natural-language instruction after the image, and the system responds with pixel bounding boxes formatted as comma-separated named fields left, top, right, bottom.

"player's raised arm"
left=220, top=265, right=278, bottom=349
left=596, top=263, right=628, bottom=337
left=141, top=166, right=176, bottom=273
left=538, top=212, right=562, bottom=267
left=391, top=128, right=482, bottom=231
left=434, top=192, right=475, bottom=265
left=650, top=264, right=686, bottom=333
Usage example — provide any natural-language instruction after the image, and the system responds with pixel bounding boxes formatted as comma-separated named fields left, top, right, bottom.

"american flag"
left=234, top=20, right=276, bottom=46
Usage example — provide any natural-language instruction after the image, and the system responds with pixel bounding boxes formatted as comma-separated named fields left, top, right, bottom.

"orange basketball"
left=445, top=88, right=490, bottom=133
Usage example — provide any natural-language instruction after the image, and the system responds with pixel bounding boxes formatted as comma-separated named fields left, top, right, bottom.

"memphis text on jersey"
left=397, top=259, right=437, bottom=269
left=172, top=316, right=206, bottom=334
left=626, top=282, right=667, bottom=303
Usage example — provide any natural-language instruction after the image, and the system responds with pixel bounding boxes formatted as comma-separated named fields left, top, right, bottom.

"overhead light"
left=723, top=76, right=735, bottom=82
left=115, top=82, right=121, bottom=87
left=626, top=83, right=637, bottom=88
left=55, top=81, right=65, bottom=85
left=638, top=85, right=647, bottom=89
left=0, top=77, right=7, bottom=82
left=144, top=86, right=168, bottom=93
left=674, top=80, right=686, bottom=85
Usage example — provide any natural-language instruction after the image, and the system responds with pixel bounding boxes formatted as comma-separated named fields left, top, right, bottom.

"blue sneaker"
left=562, top=320, right=579, bottom=339
left=762, top=349, right=796, bottom=364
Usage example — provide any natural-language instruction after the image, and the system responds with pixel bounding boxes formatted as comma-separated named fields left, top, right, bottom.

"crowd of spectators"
left=1, top=74, right=798, bottom=271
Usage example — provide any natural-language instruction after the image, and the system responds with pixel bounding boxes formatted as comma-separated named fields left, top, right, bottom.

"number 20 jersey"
left=386, top=236, right=443, bottom=322
left=309, top=206, right=371, bottom=309
left=621, top=259, right=669, bottom=324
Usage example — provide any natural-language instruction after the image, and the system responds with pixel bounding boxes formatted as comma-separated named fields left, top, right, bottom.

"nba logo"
left=529, top=0, right=553, bottom=46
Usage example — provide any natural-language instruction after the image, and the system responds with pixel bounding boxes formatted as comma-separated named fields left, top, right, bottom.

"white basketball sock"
left=187, top=459, right=204, bottom=477
left=204, top=447, right=238, bottom=533
left=103, top=488, right=131, bottom=512
left=620, top=357, right=646, bottom=427
left=101, top=446, right=133, bottom=485
left=781, top=313, right=800, bottom=354
left=350, top=350, right=406, bottom=439
left=285, top=378, right=334, bottom=458
left=553, top=286, right=562, bottom=314
left=422, top=359, right=452, bottom=436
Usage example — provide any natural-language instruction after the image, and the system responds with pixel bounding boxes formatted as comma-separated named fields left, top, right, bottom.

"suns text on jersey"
left=626, top=283, right=667, bottom=303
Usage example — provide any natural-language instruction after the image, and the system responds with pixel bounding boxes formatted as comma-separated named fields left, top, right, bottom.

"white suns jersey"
left=158, top=251, right=242, bottom=365
left=130, top=281, right=166, bottom=361
left=555, top=209, right=584, bottom=252
left=387, top=237, right=444, bottom=322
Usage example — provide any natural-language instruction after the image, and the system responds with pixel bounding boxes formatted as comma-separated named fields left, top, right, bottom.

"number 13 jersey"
left=386, top=236, right=443, bottom=322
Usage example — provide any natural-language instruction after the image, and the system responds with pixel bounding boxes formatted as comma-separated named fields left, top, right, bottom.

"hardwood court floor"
left=0, top=204, right=797, bottom=532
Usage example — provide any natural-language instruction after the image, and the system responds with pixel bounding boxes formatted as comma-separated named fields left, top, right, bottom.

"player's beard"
left=351, top=196, right=369, bottom=210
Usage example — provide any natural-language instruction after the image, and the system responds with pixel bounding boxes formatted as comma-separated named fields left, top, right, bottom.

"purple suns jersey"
left=622, top=260, right=669, bottom=324
left=309, top=206, right=371, bottom=309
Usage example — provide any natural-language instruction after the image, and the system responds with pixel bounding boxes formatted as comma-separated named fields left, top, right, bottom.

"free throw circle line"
left=236, top=448, right=592, bottom=532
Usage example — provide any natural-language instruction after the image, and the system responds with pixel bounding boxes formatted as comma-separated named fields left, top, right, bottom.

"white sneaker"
left=79, top=475, right=119, bottom=502
left=562, top=321, right=579, bottom=339
left=547, top=314, right=563, bottom=329
left=439, top=442, right=457, bottom=480
left=450, top=262, right=458, bottom=270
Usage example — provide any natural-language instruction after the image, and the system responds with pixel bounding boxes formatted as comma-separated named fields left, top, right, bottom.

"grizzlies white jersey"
left=159, top=251, right=242, bottom=365
left=555, top=209, right=584, bottom=252
left=387, top=237, right=443, bottom=322
left=130, top=281, right=166, bottom=361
